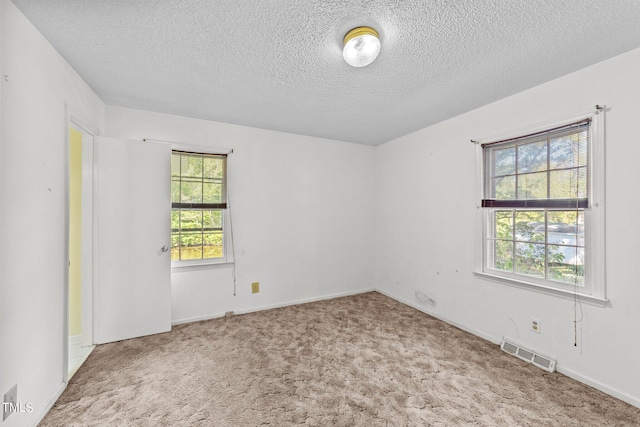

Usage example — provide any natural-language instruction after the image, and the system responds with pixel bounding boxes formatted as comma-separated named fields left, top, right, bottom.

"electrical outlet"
left=530, top=317, right=541, bottom=334
left=252, top=282, right=259, bottom=293
left=3, top=384, right=17, bottom=421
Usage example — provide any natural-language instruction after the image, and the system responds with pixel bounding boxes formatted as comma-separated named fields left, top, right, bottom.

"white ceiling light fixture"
left=342, top=26, right=380, bottom=67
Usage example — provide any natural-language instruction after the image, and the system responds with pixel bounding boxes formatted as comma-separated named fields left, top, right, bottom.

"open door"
left=94, top=137, right=171, bottom=344
left=67, top=124, right=95, bottom=379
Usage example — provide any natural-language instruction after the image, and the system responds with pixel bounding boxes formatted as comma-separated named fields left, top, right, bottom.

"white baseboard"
left=31, top=382, right=65, bottom=427
left=171, top=287, right=375, bottom=326
left=171, top=312, right=228, bottom=326
left=377, top=289, right=640, bottom=410
left=68, top=334, right=82, bottom=346
left=556, top=365, right=640, bottom=409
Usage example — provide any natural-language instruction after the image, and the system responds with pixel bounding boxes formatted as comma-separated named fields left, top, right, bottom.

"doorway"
left=68, top=122, right=95, bottom=379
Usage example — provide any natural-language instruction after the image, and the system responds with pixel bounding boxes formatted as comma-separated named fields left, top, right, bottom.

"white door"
left=94, top=137, right=171, bottom=344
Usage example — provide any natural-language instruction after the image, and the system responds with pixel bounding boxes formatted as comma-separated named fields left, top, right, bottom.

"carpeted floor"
left=41, top=292, right=640, bottom=426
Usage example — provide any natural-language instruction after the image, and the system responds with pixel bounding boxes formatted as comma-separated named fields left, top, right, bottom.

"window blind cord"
left=572, top=157, right=584, bottom=347
left=573, top=286, right=584, bottom=347
left=226, top=175, right=237, bottom=297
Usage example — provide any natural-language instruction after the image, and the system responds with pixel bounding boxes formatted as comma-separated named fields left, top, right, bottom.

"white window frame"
left=474, top=108, right=606, bottom=306
left=170, top=143, right=234, bottom=271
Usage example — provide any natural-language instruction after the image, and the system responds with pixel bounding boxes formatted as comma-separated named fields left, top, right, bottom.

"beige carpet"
left=41, top=292, right=640, bottom=426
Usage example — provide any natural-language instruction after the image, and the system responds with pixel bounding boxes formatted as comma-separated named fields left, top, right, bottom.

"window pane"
left=181, top=180, right=203, bottom=204
left=171, top=210, right=180, bottom=230
left=515, top=211, right=544, bottom=242
left=548, top=246, right=584, bottom=285
left=517, top=141, right=547, bottom=174
left=517, top=172, right=547, bottom=200
left=171, top=153, right=181, bottom=178
left=575, top=131, right=588, bottom=167
left=171, top=179, right=180, bottom=203
left=515, top=242, right=545, bottom=277
left=203, top=182, right=223, bottom=204
left=494, top=146, right=516, bottom=176
left=576, top=211, right=584, bottom=246
left=180, top=231, right=202, bottom=260
left=549, top=168, right=587, bottom=199
left=203, top=232, right=223, bottom=258
left=493, top=210, right=513, bottom=240
left=493, top=176, right=516, bottom=199
left=547, top=211, right=584, bottom=246
left=493, top=240, right=513, bottom=272
left=203, top=210, right=222, bottom=229
left=179, top=209, right=203, bottom=230
left=549, top=132, right=587, bottom=169
left=181, top=155, right=203, bottom=180
left=203, top=157, right=224, bottom=179
left=170, top=233, right=180, bottom=261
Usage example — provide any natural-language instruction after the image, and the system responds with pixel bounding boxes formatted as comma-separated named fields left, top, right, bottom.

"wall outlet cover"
left=530, top=317, right=541, bottom=334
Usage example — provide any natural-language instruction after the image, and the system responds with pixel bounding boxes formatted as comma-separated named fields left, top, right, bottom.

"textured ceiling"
left=11, top=0, right=640, bottom=145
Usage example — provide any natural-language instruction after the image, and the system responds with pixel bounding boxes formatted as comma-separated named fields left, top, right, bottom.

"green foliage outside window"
left=492, top=210, right=584, bottom=285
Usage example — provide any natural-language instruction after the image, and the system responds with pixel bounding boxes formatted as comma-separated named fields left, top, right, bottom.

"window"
left=478, top=113, right=605, bottom=303
left=171, top=151, right=227, bottom=263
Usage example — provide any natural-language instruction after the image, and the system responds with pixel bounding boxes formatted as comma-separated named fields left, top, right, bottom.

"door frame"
left=64, top=109, right=97, bottom=382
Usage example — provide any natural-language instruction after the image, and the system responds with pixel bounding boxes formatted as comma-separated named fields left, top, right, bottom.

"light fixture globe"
left=343, top=27, right=380, bottom=67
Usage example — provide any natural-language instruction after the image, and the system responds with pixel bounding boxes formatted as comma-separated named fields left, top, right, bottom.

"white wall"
left=106, top=106, right=376, bottom=324
left=0, top=1, right=105, bottom=426
left=375, top=47, right=640, bottom=407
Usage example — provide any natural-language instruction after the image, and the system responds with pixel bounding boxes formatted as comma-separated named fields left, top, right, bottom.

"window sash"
left=485, top=208, right=585, bottom=286
left=171, top=151, right=227, bottom=207
left=171, top=151, right=228, bottom=262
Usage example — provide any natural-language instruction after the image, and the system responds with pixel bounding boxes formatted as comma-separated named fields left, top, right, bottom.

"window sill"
left=473, top=271, right=608, bottom=307
left=171, top=260, right=234, bottom=273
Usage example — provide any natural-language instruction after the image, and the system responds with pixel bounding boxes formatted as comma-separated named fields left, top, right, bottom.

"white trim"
left=557, top=365, right=640, bottom=409
left=144, top=138, right=232, bottom=155
left=472, top=106, right=601, bottom=146
left=171, top=261, right=234, bottom=273
left=31, top=382, right=66, bottom=427
left=474, top=271, right=607, bottom=307
left=92, top=132, right=100, bottom=345
left=65, top=109, right=100, bottom=385
left=474, top=141, right=484, bottom=272
left=375, top=289, right=503, bottom=346
left=587, top=106, right=606, bottom=299
left=69, top=114, right=100, bottom=138
left=171, top=288, right=375, bottom=326
left=70, top=120, right=96, bottom=348
left=68, top=334, right=82, bottom=346
left=63, top=106, right=71, bottom=384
